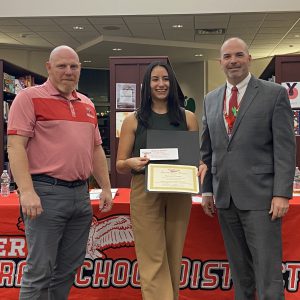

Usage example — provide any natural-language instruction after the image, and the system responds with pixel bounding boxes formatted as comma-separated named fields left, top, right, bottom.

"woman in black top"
left=116, top=61, right=206, bottom=300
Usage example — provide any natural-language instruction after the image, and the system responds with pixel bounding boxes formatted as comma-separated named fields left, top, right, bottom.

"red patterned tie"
left=228, top=86, right=238, bottom=132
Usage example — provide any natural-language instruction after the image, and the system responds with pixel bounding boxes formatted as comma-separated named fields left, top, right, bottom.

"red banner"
left=0, top=189, right=299, bottom=299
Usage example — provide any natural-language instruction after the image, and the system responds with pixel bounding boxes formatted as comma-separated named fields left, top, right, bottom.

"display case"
left=0, top=60, right=46, bottom=174
left=260, top=54, right=300, bottom=166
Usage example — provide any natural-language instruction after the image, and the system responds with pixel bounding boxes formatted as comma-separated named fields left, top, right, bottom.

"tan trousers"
left=130, top=174, right=192, bottom=300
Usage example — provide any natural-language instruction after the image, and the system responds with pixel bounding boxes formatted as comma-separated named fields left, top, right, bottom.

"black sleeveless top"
left=131, top=109, right=188, bottom=174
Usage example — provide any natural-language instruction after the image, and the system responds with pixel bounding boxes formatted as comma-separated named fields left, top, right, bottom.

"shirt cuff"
left=202, top=192, right=213, bottom=196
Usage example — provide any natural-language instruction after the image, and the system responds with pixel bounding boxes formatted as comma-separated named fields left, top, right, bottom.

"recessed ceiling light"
left=194, top=54, right=203, bottom=57
left=172, top=24, right=183, bottom=28
left=83, top=60, right=92, bottom=63
left=73, top=26, right=84, bottom=30
left=295, top=34, right=300, bottom=38
left=112, top=48, right=122, bottom=51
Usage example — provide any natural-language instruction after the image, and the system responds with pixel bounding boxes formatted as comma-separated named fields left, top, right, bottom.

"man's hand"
left=201, top=195, right=215, bottom=217
left=20, top=190, right=43, bottom=219
left=99, top=189, right=113, bottom=212
left=269, top=196, right=289, bottom=221
left=198, top=161, right=207, bottom=184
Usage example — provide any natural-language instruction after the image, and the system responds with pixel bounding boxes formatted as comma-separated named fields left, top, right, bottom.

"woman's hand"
left=126, top=157, right=150, bottom=172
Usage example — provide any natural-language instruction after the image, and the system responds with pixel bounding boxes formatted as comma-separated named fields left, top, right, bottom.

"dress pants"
left=218, top=200, right=284, bottom=300
left=19, top=181, right=92, bottom=300
left=130, top=174, right=192, bottom=300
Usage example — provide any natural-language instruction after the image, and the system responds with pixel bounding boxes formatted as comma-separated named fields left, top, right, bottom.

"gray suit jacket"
left=200, top=75, right=296, bottom=210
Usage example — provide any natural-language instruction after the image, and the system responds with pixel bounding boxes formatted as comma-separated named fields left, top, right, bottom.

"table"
left=0, top=189, right=300, bottom=299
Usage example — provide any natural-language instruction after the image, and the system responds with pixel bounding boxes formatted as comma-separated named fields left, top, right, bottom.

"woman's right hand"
left=126, top=157, right=150, bottom=172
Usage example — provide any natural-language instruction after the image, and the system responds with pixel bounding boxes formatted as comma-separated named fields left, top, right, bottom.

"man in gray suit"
left=200, top=37, right=296, bottom=300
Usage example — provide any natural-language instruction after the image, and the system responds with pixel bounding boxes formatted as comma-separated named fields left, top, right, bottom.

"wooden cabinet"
left=98, top=115, right=110, bottom=155
left=260, top=54, right=300, bottom=166
left=109, top=56, right=184, bottom=187
left=0, top=60, right=46, bottom=174
left=78, top=68, right=110, bottom=156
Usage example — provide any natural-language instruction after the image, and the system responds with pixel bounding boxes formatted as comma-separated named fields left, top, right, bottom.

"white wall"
left=207, top=57, right=273, bottom=92
left=250, top=57, right=273, bottom=78
left=174, top=62, right=205, bottom=132
left=207, top=60, right=226, bottom=92
left=0, top=47, right=49, bottom=76
left=1, top=0, right=298, bottom=17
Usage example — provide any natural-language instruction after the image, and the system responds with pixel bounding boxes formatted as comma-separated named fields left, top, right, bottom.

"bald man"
left=200, top=38, right=295, bottom=300
left=7, top=45, right=112, bottom=299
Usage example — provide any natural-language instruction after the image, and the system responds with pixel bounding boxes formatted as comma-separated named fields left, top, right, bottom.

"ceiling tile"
left=264, top=12, right=300, bottom=21
left=227, top=21, right=262, bottom=29
left=159, top=15, right=194, bottom=28
left=18, top=18, right=57, bottom=26
left=0, top=19, right=22, bottom=26
left=9, top=36, right=53, bottom=47
left=254, top=33, right=285, bottom=40
left=286, top=33, right=300, bottom=39
left=163, top=29, right=195, bottom=41
left=26, top=24, right=64, bottom=32
left=280, top=38, right=300, bottom=45
left=123, top=16, right=159, bottom=24
left=249, top=44, right=277, bottom=49
left=194, top=35, right=225, bottom=43
left=53, top=17, right=91, bottom=25
left=258, top=27, right=290, bottom=34
left=195, top=14, right=230, bottom=27
left=68, top=31, right=101, bottom=44
left=0, top=25, right=31, bottom=33
left=224, top=33, right=255, bottom=40
left=93, top=24, right=131, bottom=36
left=88, top=17, right=125, bottom=25
left=130, top=24, right=164, bottom=39
left=38, top=31, right=80, bottom=48
left=0, top=34, right=22, bottom=44
left=226, top=28, right=258, bottom=35
left=262, top=20, right=297, bottom=27
left=229, top=13, right=266, bottom=22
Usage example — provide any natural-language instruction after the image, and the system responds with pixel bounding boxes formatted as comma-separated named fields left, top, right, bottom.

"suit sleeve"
left=272, top=86, right=296, bottom=199
left=200, top=95, right=213, bottom=194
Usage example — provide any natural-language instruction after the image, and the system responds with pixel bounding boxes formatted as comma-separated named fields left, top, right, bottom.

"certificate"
left=146, top=163, right=199, bottom=194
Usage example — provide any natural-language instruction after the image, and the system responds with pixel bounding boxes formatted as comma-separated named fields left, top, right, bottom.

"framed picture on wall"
left=116, top=83, right=136, bottom=109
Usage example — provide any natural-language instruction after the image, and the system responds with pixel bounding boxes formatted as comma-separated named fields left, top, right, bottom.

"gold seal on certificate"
left=146, top=163, right=199, bottom=194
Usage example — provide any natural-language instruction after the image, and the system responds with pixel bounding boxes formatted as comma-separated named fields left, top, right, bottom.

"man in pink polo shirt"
left=7, top=45, right=112, bottom=300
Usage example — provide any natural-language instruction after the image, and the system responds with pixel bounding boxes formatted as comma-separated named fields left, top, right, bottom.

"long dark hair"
left=136, top=61, right=184, bottom=128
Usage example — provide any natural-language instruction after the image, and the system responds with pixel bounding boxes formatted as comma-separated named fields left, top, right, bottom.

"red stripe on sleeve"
left=32, top=98, right=97, bottom=125
left=7, top=130, right=18, bottom=135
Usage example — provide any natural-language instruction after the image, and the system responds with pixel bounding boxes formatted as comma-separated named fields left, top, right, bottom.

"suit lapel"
left=216, top=84, right=229, bottom=140
left=229, top=76, right=259, bottom=141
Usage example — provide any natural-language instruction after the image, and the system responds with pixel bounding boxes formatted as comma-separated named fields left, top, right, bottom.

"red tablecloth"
left=0, top=189, right=300, bottom=299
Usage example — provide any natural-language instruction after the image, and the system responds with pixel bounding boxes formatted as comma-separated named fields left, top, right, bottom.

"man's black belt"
left=31, top=174, right=87, bottom=188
